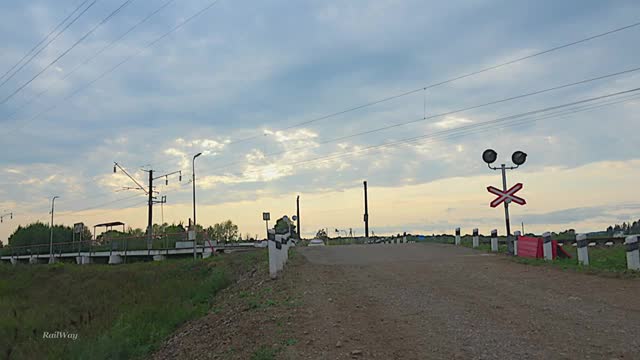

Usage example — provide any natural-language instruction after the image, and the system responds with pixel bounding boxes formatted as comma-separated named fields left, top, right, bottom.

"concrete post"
left=491, top=229, right=498, bottom=252
left=10, top=257, right=17, bottom=265
left=576, top=234, right=589, bottom=266
left=29, top=256, right=39, bottom=264
left=268, top=237, right=277, bottom=279
left=625, top=235, right=640, bottom=271
left=153, top=255, right=166, bottom=262
left=543, top=232, right=553, bottom=261
left=455, top=227, right=461, bottom=245
left=108, top=254, right=122, bottom=265
left=275, top=234, right=285, bottom=272
left=513, top=230, right=521, bottom=256
left=472, top=228, right=479, bottom=248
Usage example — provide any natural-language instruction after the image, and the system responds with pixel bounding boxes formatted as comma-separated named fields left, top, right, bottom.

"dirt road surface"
left=153, top=243, right=640, bottom=359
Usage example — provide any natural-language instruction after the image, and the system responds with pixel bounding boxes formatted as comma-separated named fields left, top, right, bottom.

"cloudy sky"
left=1, top=0, right=639, bottom=241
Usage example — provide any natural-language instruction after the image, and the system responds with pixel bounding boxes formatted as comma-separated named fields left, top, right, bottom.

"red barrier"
left=516, top=236, right=572, bottom=259
left=517, top=236, right=542, bottom=258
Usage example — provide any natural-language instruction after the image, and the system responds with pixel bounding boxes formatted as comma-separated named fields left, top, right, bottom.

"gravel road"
left=288, top=243, right=640, bottom=359
left=153, top=243, right=640, bottom=360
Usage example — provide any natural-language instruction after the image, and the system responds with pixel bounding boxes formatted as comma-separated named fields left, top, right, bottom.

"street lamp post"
left=482, top=149, right=527, bottom=255
left=49, top=196, right=60, bottom=264
left=192, top=152, right=202, bottom=260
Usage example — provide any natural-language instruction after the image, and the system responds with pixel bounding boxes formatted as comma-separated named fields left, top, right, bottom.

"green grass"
left=422, top=236, right=636, bottom=276
left=0, top=252, right=263, bottom=359
left=513, top=245, right=637, bottom=276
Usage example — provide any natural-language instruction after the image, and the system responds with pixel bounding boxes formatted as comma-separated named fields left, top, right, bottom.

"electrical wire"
left=227, top=87, right=640, bottom=176
left=0, top=0, right=93, bottom=85
left=0, top=0, right=97, bottom=89
left=1, top=0, right=223, bottom=136
left=3, top=0, right=177, bottom=123
left=206, top=67, right=640, bottom=172
left=221, top=20, right=640, bottom=146
left=0, top=0, right=135, bottom=106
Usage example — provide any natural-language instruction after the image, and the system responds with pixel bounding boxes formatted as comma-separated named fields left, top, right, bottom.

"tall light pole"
left=482, top=149, right=527, bottom=255
left=49, top=196, right=59, bottom=264
left=192, top=152, right=202, bottom=260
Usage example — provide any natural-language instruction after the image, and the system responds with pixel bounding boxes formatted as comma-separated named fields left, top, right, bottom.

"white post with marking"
left=276, top=234, right=285, bottom=272
left=625, top=235, right=640, bottom=271
left=455, top=227, right=461, bottom=245
left=472, top=228, right=479, bottom=248
left=576, top=234, right=589, bottom=266
left=513, top=230, right=521, bottom=256
left=268, top=230, right=277, bottom=279
left=491, top=229, right=498, bottom=252
left=543, top=232, right=553, bottom=261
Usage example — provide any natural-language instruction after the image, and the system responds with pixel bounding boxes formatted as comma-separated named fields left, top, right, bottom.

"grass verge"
left=0, top=251, right=263, bottom=359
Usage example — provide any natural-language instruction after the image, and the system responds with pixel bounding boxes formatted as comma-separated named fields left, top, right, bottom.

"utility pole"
left=49, top=196, right=59, bottom=264
left=192, top=152, right=202, bottom=260
left=147, top=170, right=154, bottom=252
left=296, top=195, right=300, bottom=239
left=113, top=162, right=181, bottom=255
left=363, top=181, right=369, bottom=238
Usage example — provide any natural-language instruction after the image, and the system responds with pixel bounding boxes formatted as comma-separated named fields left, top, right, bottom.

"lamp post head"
left=511, top=151, right=527, bottom=166
left=194, top=152, right=203, bottom=159
left=482, top=149, right=498, bottom=164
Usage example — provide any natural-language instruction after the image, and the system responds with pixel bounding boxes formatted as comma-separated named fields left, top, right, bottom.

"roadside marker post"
left=576, top=234, right=589, bottom=266
left=268, top=229, right=277, bottom=279
left=472, top=228, right=479, bottom=248
left=491, top=229, right=498, bottom=252
left=543, top=232, right=553, bottom=261
left=625, top=235, right=640, bottom=271
left=455, top=227, right=461, bottom=245
left=513, top=230, right=521, bottom=256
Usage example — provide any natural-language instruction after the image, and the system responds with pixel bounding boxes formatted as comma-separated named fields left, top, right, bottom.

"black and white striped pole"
left=513, top=230, right=521, bottom=256
left=625, top=235, right=639, bottom=270
left=455, top=227, right=461, bottom=245
left=576, top=234, right=589, bottom=266
left=472, top=228, right=479, bottom=248
left=491, top=229, right=498, bottom=252
left=543, top=232, right=553, bottom=261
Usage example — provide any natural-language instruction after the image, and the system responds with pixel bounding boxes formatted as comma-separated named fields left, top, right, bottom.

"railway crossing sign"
left=487, top=183, right=526, bottom=208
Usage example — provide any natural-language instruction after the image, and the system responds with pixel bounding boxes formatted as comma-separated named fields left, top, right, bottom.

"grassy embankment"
left=440, top=236, right=635, bottom=276
left=0, top=251, right=265, bottom=359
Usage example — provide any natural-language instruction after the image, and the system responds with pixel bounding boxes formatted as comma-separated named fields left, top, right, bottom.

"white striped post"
left=268, top=229, right=277, bottom=279
left=491, top=229, right=498, bottom=252
left=543, top=232, right=553, bottom=261
left=625, top=235, right=640, bottom=270
left=513, top=230, right=521, bottom=256
left=472, top=228, right=479, bottom=248
left=455, top=227, right=461, bottom=245
left=576, top=234, right=589, bottom=266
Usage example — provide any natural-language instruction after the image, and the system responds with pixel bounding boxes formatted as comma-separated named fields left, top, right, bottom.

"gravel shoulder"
left=153, top=243, right=640, bottom=360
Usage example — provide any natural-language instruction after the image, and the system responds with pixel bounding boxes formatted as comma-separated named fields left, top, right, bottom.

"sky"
left=1, top=0, right=640, bottom=242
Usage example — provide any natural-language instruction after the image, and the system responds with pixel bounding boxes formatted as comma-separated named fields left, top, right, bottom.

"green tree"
left=207, top=220, right=239, bottom=243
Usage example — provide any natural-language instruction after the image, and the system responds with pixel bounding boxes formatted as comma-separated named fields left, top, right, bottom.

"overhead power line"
left=229, top=87, right=640, bottom=176
left=220, top=20, right=640, bottom=146
left=206, top=66, right=640, bottom=172
left=3, top=0, right=177, bottom=123
left=0, top=0, right=93, bottom=86
left=1, top=0, right=223, bottom=137
left=0, top=0, right=135, bottom=106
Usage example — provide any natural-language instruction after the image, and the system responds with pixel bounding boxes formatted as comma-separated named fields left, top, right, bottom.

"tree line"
left=3, top=219, right=257, bottom=248
left=606, top=218, right=640, bottom=235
